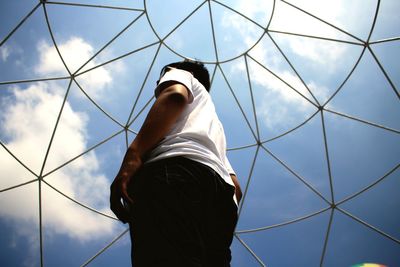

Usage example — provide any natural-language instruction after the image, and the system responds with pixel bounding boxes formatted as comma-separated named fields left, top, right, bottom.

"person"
left=110, top=59, right=242, bottom=267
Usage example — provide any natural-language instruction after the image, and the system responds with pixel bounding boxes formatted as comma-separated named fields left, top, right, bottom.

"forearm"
left=230, top=174, right=242, bottom=203
left=116, top=85, right=188, bottom=179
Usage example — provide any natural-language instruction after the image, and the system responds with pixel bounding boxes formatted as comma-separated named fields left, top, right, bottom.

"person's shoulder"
left=156, top=69, right=195, bottom=102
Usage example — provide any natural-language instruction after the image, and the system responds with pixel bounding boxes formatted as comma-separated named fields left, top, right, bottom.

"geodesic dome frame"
left=1, top=0, right=399, bottom=266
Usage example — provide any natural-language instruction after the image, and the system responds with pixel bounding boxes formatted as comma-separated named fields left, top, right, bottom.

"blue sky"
left=0, top=0, right=399, bottom=266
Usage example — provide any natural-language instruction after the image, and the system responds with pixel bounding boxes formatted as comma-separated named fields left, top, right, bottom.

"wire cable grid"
left=0, top=0, right=399, bottom=266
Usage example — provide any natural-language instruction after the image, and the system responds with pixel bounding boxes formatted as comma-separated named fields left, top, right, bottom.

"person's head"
left=159, top=59, right=211, bottom=92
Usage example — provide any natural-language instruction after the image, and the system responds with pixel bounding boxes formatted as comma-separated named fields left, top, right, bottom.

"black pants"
left=127, top=157, right=238, bottom=267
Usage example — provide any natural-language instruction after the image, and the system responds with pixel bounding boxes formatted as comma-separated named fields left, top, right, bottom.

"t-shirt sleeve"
left=224, top=154, right=236, bottom=176
left=155, top=69, right=194, bottom=103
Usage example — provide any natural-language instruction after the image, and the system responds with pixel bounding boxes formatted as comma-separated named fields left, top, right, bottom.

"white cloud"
left=270, top=0, right=346, bottom=37
left=0, top=45, right=11, bottom=62
left=269, top=0, right=352, bottom=72
left=224, top=0, right=361, bottom=72
left=248, top=63, right=318, bottom=130
left=232, top=0, right=271, bottom=24
left=0, top=82, right=117, bottom=242
left=35, top=37, right=122, bottom=98
left=0, top=38, right=124, bottom=244
left=229, top=35, right=322, bottom=130
left=222, top=0, right=352, bottom=130
left=218, top=0, right=270, bottom=58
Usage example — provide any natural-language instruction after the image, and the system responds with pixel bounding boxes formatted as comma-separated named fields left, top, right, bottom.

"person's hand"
left=230, top=174, right=242, bottom=204
left=110, top=177, right=131, bottom=224
left=110, top=151, right=142, bottom=223
left=235, top=185, right=243, bottom=204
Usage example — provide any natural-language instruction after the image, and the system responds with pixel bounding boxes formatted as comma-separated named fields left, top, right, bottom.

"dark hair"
left=160, top=59, right=211, bottom=92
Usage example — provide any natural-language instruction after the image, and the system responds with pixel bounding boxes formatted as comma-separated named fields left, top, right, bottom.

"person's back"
left=110, top=60, right=242, bottom=267
left=147, top=67, right=236, bottom=191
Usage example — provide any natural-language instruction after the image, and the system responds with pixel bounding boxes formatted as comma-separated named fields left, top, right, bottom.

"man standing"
left=110, top=60, right=242, bottom=267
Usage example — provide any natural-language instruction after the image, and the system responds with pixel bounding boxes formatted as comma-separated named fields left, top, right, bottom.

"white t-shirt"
left=146, top=68, right=235, bottom=187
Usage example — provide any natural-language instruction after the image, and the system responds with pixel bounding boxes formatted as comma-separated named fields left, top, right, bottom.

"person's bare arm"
left=230, top=174, right=242, bottom=204
left=110, top=82, right=189, bottom=223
